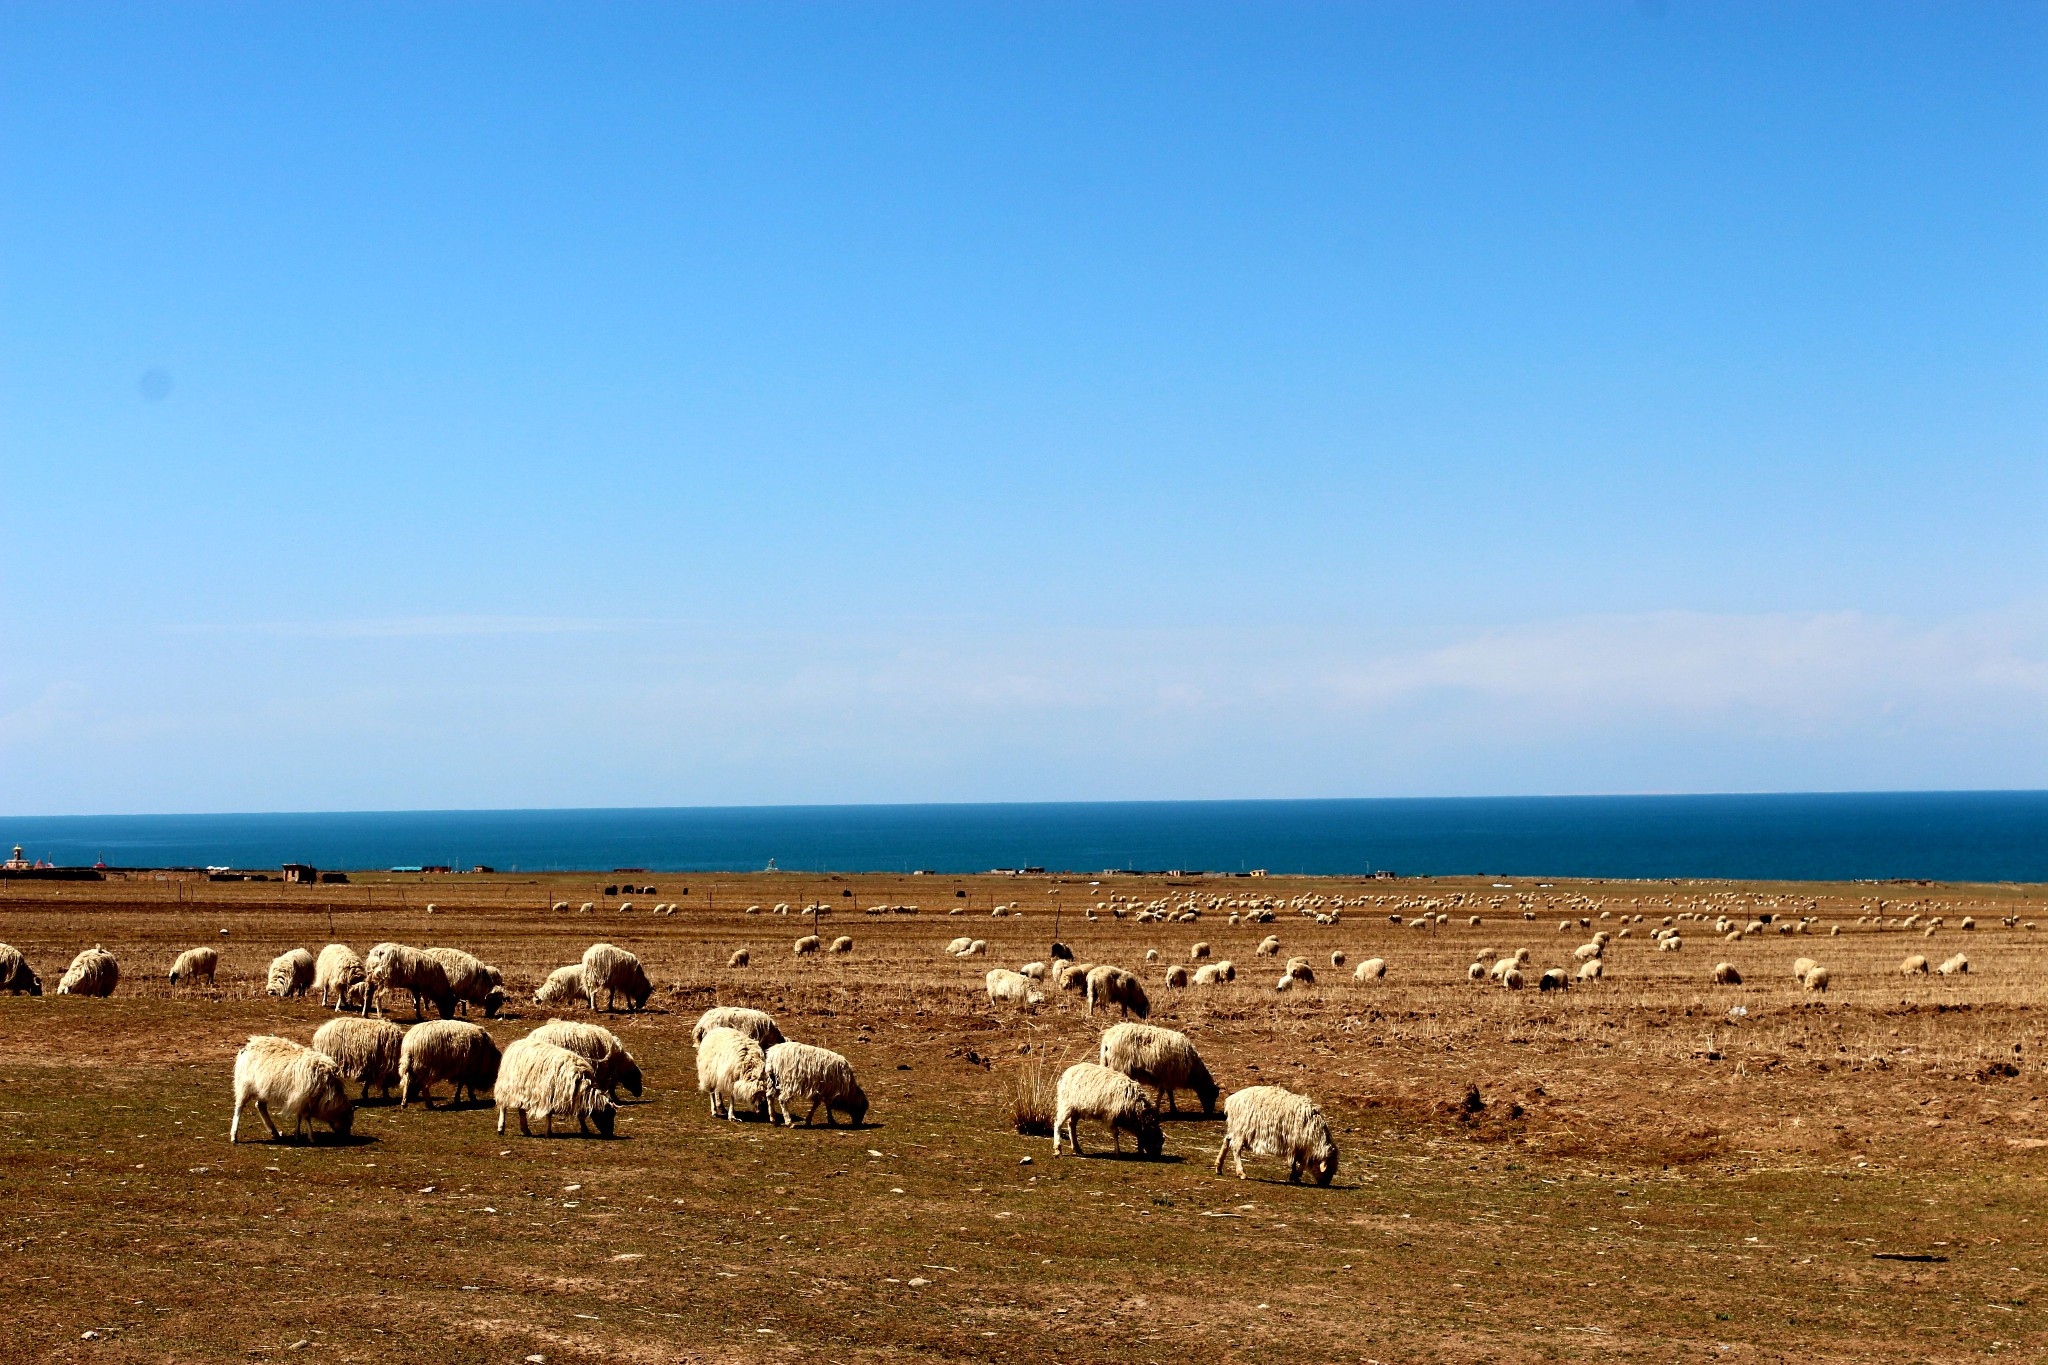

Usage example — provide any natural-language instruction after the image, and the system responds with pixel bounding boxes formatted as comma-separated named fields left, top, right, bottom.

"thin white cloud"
left=162, top=615, right=660, bottom=639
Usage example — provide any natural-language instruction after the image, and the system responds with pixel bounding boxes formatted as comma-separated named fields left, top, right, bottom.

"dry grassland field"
left=4, top=870, right=2048, bottom=1363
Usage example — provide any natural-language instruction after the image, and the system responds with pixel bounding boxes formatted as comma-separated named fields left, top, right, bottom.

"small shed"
left=281, top=863, right=318, bottom=884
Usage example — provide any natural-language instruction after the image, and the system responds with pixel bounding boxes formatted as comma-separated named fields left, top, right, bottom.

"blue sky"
left=3, top=2, right=2044, bottom=813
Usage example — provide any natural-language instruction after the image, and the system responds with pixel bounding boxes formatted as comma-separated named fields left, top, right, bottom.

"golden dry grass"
left=2, top=869, right=2046, bottom=1361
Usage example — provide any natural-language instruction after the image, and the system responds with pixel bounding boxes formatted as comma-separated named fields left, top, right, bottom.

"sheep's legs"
left=254, top=1100, right=283, bottom=1140
left=496, top=1107, right=507, bottom=1135
left=805, top=1100, right=820, bottom=1127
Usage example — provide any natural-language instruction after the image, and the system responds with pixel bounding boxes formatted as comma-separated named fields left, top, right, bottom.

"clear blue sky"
left=3, top=2, right=2044, bottom=814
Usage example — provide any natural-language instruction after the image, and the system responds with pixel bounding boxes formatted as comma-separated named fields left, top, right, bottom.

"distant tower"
left=2, top=845, right=27, bottom=872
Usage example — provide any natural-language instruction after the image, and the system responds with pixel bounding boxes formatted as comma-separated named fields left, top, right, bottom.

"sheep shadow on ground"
left=244, top=1131, right=377, bottom=1149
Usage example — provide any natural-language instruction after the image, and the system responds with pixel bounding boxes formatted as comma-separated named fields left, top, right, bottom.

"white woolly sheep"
left=1538, top=968, right=1569, bottom=992
left=986, top=968, right=1045, bottom=1007
left=945, top=935, right=975, bottom=955
left=533, top=964, right=584, bottom=1008
left=726, top=947, right=750, bottom=967
left=310, top=1016, right=405, bottom=1101
left=1801, top=965, right=1830, bottom=992
left=1711, top=961, right=1741, bottom=985
left=0, top=944, right=41, bottom=995
left=313, top=944, right=365, bottom=1010
left=1051, top=1062, right=1164, bottom=1158
left=691, top=1006, right=785, bottom=1050
left=1165, top=965, right=1190, bottom=987
left=828, top=935, right=853, bottom=954
left=424, top=947, right=505, bottom=1018
left=1900, top=954, right=1930, bottom=975
left=1467, top=962, right=1486, bottom=981
left=230, top=1035, right=354, bottom=1144
left=527, top=1019, right=643, bottom=1098
left=1189, top=942, right=1211, bottom=961
left=1192, top=961, right=1233, bottom=986
left=765, top=1040, right=869, bottom=1127
left=1055, top=961, right=1095, bottom=993
left=1937, top=953, right=1969, bottom=976
left=580, top=943, right=653, bottom=1012
left=1576, top=959, right=1604, bottom=982
left=1098, top=1022, right=1217, bottom=1116
left=1499, top=968, right=1525, bottom=990
left=1792, top=956, right=1817, bottom=981
left=1330, top=950, right=1347, bottom=968
left=793, top=935, right=822, bottom=955
left=1213, top=1084, right=1337, bottom=1186
left=963, top=939, right=988, bottom=957
left=169, top=947, right=218, bottom=988
left=56, top=946, right=118, bottom=997
left=696, top=1026, right=768, bottom=1121
left=398, top=1019, right=501, bottom=1107
left=267, top=948, right=315, bottom=999
left=495, top=1036, right=616, bottom=1138
left=1085, top=965, right=1151, bottom=1019
left=362, top=943, right=454, bottom=1020
left=1255, top=935, right=1281, bottom=957
left=1354, top=957, right=1386, bottom=981
left=1019, top=961, right=1048, bottom=980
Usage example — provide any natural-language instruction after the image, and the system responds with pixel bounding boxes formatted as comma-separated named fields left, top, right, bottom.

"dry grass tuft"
left=1011, top=1057, right=1055, bottom=1135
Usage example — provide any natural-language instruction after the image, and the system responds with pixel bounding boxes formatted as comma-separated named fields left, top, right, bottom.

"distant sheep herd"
left=0, top=885, right=2015, bottom=1193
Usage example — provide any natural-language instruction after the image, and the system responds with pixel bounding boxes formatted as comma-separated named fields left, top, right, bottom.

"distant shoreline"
left=5, top=791, right=2046, bottom=883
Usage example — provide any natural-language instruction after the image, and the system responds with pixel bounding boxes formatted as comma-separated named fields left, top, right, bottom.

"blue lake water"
left=4, top=792, right=2046, bottom=882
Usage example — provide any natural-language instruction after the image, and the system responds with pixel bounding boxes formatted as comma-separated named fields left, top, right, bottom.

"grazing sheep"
left=727, top=948, right=750, bottom=968
left=793, top=935, right=822, bottom=956
left=1576, top=959, right=1604, bottom=982
left=1961, top=917, right=1976, bottom=931
left=1329, top=950, right=1347, bottom=968
left=1213, top=1085, right=1338, bottom=1186
left=527, top=1019, right=643, bottom=1098
left=56, top=946, right=118, bottom=997
left=169, top=947, right=219, bottom=989
left=1467, top=962, right=1487, bottom=981
left=1085, top=965, right=1151, bottom=1020
left=1801, top=965, right=1830, bottom=992
left=229, top=1035, right=354, bottom=1144
left=495, top=1036, right=616, bottom=1138
left=1538, top=968, right=1569, bottom=992
left=313, top=944, right=365, bottom=1010
left=580, top=943, right=653, bottom=1012
left=0, top=944, right=41, bottom=995
left=1051, top=1062, right=1164, bottom=1158
left=1279, top=962, right=1316, bottom=987
left=310, top=1016, right=404, bottom=1101
left=1354, top=957, right=1387, bottom=981
left=1901, top=954, right=1930, bottom=975
left=1573, top=941, right=1604, bottom=962
left=1255, top=936, right=1280, bottom=957
left=398, top=1019, right=501, bottom=1107
left=1499, top=968, right=1525, bottom=990
left=1711, top=961, right=1742, bottom=985
left=1792, top=956, right=1818, bottom=981
left=1189, top=942, right=1211, bottom=961
left=1019, top=961, right=1048, bottom=980
left=266, top=948, right=316, bottom=999
left=696, top=1026, right=768, bottom=1121
left=1659, top=936, right=1684, bottom=952
left=828, top=935, right=854, bottom=954
left=362, top=943, right=454, bottom=1020
left=764, top=1041, right=869, bottom=1127
left=945, top=936, right=975, bottom=955
left=533, top=964, right=585, bottom=1008
left=1937, top=953, right=1969, bottom=976
left=424, top=947, right=505, bottom=1018
left=985, top=968, right=1045, bottom=1007
left=1097, top=1022, right=1217, bottom=1115
left=963, top=939, right=988, bottom=957
left=1145, top=948, right=1160, bottom=963
left=1055, top=961, right=1096, bottom=993
left=1192, top=961, right=1233, bottom=986
left=1165, top=965, right=1190, bottom=987
left=691, top=1006, right=785, bottom=1050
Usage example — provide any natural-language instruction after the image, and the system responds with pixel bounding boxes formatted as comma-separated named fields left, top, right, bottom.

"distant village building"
left=3, top=845, right=30, bottom=872
left=281, top=863, right=318, bottom=884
